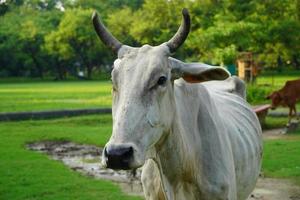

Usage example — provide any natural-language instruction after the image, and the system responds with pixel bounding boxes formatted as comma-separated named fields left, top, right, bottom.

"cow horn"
left=166, top=8, right=191, bottom=53
left=92, top=11, right=123, bottom=54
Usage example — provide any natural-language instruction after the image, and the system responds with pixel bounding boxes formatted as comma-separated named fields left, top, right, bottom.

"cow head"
left=266, top=91, right=282, bottom=110
left=92, top=9, right=230, bottom=170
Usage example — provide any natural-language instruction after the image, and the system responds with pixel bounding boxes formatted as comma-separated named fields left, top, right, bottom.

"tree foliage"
left=0, top=0, right=299, bottom=79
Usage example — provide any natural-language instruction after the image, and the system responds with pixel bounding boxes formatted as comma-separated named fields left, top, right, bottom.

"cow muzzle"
left=103, top=144, right=134, bottom=170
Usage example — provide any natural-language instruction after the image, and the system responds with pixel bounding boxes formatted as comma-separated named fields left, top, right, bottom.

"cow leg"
left=294, top=106, right=299, bottom=120
left=290, top=102, right=297, bottom=120
left=288, top=107, right=293, bottom=123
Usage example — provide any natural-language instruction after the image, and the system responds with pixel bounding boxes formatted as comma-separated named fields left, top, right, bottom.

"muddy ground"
left=27, top=141, right=144, bottom=196
left=27, top=129, right=300, bottom=199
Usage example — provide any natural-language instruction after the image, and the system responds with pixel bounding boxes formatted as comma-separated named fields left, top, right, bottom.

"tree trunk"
left=292, top=55, right=300, bottom=70
left=29, top=49, right=44, bottom=79
left=55, top=60, right=66, bottom=80
left=87, top=65, right=93, bottom=79
left=31, top=54, right=43, bottom=79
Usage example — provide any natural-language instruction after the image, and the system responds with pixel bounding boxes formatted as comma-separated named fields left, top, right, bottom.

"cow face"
left=92, top=9, right=229, bottom=170
left=104, top=45, right=174, bottom=169
left=266, top=91, right=282, bottom=109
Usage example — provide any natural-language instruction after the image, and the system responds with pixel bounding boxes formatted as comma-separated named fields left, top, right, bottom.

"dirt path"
left=262, top=128, right=286, bottom=140
left=27, top=139, right=300, bottom=199
left=249, top=178, right=300, bottom=200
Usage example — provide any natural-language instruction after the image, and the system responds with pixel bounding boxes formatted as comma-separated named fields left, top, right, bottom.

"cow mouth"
left=105, top=159, right=142, bottom=170
left=106, top=158, right=131, bottom=170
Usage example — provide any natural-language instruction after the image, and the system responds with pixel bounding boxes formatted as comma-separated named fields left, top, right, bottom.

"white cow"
left=92, top=8, right=262, bottom=200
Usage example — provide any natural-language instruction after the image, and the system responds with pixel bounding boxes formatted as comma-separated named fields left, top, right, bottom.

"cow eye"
left=157, top=76, right=167, bottom=86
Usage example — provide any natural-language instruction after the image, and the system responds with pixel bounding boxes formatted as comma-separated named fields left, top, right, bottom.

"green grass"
left=0, top=73, right=299, bottom=113
left=256, top=74, right=300, bottom=87
left=0, top=115, right=141, bottom=200
left=262, top=131, right=300, bottom=185
left=262, top=116, right=288, bottom=130
left=0, top=81, right=112, bottom=112
left=1, top=99, right=300, bottom=199
left=262, top=114, right=300, bottom=186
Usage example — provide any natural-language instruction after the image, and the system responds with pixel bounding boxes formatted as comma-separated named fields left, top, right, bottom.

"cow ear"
left=169, top=57, right=230, bottom=83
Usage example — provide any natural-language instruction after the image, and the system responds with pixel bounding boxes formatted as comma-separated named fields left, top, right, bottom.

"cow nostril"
left=123, top=146, right=133, bottom=159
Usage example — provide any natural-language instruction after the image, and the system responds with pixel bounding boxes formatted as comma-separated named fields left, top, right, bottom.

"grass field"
left=1, top=114, right=300, bottom=200
left=0, top=115, right=141, bottom=200
left=263, top=131, right=300, bottom=185
left=1, top=74, right=300, bottom=199
left=1, top=73, right=300, bottom=113
left=256, top=74, right=300, bottom=87
left=263, top=116, right=288, bottom=130
left=0, top=81, right=112, bottom=112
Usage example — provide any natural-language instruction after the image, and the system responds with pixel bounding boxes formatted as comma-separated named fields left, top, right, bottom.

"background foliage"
left=0, top=0, right=299, bottom=79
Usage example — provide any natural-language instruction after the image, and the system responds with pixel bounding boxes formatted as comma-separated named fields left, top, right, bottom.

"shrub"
left=246, top=85, right=274, bottom=104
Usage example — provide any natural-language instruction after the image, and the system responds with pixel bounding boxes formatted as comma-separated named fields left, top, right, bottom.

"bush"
left=246, top=85, right=273, bottom=104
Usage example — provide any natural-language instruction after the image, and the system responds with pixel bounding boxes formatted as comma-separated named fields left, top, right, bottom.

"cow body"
left=141, top=77, right=262, bottom=200
left=92, top=8, right=262, bottom=200
left=267, top=79, right=300, bottom=120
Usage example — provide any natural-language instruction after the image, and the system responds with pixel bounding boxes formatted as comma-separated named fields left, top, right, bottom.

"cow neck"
left=155, top=105, right=188, bottom=186
left=148, top=108, right=186, bottom=200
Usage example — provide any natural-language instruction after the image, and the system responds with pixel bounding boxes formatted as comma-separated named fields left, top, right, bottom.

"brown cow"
left=267, top=79, right=300, bottom=121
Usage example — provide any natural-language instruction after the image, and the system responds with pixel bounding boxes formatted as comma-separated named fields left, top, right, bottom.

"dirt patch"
left=262, top=128, right=287, bottom=140
left=27, top=140, right=300, bottom=199
left=249, top=178, right=300, bottom=200
left=262, top=125, right=300, bottom=139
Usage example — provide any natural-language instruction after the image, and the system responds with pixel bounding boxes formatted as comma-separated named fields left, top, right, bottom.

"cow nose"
left=104, top=144, right=134, bottom=170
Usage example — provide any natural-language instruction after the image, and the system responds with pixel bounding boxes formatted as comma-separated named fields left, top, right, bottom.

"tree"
left=44, top=8, right=110, bottom=79
left=1, top=0, right=299, bottom=78
left=0, top=4, right=63, bottom=78
left=0, top=10, right=22, bottom=76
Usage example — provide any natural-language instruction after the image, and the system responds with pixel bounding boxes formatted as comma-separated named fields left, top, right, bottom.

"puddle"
left=27, top=141, right=144, bottom=196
